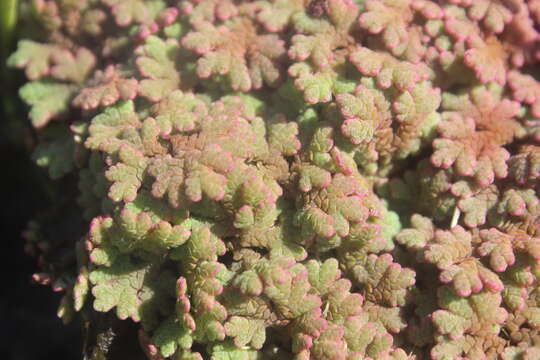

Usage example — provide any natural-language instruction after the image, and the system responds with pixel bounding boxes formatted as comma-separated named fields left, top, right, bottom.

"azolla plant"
left=10, top=0, right=540, bottom=359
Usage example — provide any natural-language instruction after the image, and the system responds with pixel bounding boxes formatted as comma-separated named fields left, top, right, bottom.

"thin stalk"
left=0, top=0, right=18, bottom=60
left=1, top=0, right=21, bottom=147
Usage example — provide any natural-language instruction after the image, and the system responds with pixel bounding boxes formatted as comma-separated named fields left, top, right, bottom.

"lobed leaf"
left=19, top=80, right=76, bottom=128
left=7, top=40, right=60, bottom=80
left=105, top=144, right=148, bottom=203
left=136, top=36, right=182, bottom=101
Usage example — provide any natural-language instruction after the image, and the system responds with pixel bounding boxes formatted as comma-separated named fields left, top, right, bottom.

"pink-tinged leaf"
left=425, top=226, right=472, bottom=270
left=502, top=345, right=540, bottom=360
left=147, top=155, right=185, bottom=208
left=497, top=189, right=539, bottom=218
left=457, top=185, right=498, bottom=228
left=309, top=324, right=347, bottom=360
left=431, top=115, right=476, bottom=173
left=507, top=145, right=540, bottom=185
left=257, top=258, right=322, bottom=318
left=182, top=144, right=234, bottom=203
left=439, top=258, right=503, bottom=296
left=301, top=206, right=336, bottom=238
left=298, top=165, right=332, bottom=192
left=156, top=7, right=179, bottom=27
left=50, top=47, right=96, bottom=84
left=289, top=33, right=334, bottom=68
left=433, top=286, right=507, bottom=341
left=140, top=117, right=169, bottom=157
left=353, top=253, right=415, bottom=307
left=152, top=91, right=208, bottom=135
left=343, top=313, right=381, bottom=354
left=290, top=0, right=359, bottom=68
left=184, top=0, right=239, bottom=24
left=508, top=70, right=540, bottom=117
left=478, top=228, right=516, bottom=272
left=182, top=19, right=285, bottom=91
left=151, top=316, right=193, bottom=358
left=444, top=9, right=480, bottom=44
left=349, top=47, right=429, bottom=91
left=480, top=223, right=540, bottom=272
left=364, top=302, right=406, bottom=336
left=393, top=81, right=441, bottom=157
left=295, top=173, right=374, bottom=251
left=288, top=62, right=335, bottom=104
left=501, top=282, right=528, bottom=312
left=466, top=0, right=515, bottom=33
left=336, top=86, right=391, bottom=145
left=7, top=40, right=60, bottom=80
left=411, top=0, right=444, bottom=19
left=358, top=0, right=413, bottom=51
left=101, top=0, right=150, bottom=26
left=431, top=310, right=471, bottom=340
left=231, top=268, right=263, bottom=296
left=73, top=267, right=89, bottom=311
left=341, top=118, right=374, bottom=145
left=73, top=65, right=138, bottom=110
left=394, top=82, right=441, bottom=125
left=464, top=36, right=507, bottom=85
left=433, top=85, right=520, bottom=185
left=390, top=25, right=427, bottom=63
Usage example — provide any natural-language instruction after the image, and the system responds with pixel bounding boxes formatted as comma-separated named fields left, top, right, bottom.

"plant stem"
left=0, top=0, right=17, bottom=59
left=1, top=0, right=21, bottom=147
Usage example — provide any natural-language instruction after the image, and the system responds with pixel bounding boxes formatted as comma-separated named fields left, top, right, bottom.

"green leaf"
left=152, top=90, right=208, bottom=135
left=267, top=114, right=301, bottom=156
left=73, top=267, right=89, bottom=311
left=225, top=316, right=266, bottom=349
left=7, top=40, right=59, bottom=80
left=153, top=316, right=194, bottom=357
left=148, top=155, right=186, bottom=208
left=457, top=185, right=498, bottom=228
left=289, top=62, right=334, bottom=104
left=395, top=214, right=434, bottom=251
left=105, top=144, right=148, bottom=203
left=256, top=0, right=305, bottom=32
left=50, top=47, right=96, bottom=84
left=19, top=80, right=76, bottom=128
left=102, top=0, right=150, bottom=26
left=136, top=36, right=181, bottom=101
left=210, top=341, right=259, bottom=360
left=89, top=256, right=169, bottom=326
left=353, top=253, right=415, bottom=307
left=336, top=86, right=391, bottom=144
left=32, top=125, right=75, bottom=179
left=85, top=100, right=141, bottom=154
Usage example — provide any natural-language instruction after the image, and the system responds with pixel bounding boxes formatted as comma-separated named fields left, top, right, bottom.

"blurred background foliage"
left=0, top=1, right=82, bottom=358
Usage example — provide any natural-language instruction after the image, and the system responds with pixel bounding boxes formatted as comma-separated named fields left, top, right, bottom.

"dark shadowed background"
left=0, top=67, right=82, bottom=359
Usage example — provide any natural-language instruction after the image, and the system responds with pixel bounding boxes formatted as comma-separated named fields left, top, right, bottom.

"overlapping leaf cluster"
left=11, top=0, right=540, bottom=359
